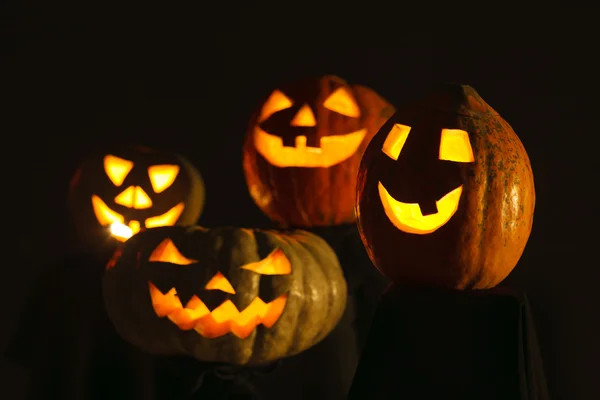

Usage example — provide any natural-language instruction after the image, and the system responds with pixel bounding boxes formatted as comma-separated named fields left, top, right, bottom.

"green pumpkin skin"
left=103, top=225, right=347, bottom=366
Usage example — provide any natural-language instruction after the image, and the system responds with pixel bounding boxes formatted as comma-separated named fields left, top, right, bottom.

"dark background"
left=3, top=4, right=599, bottom=400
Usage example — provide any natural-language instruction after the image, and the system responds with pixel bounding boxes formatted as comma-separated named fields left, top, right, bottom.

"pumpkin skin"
left=69, top=145, right=205, bottom=248
left=356, top=84, right=535, bottom=289
left=103, top=225, right=347, bottom=366
left=243, top=75, right=394, bottom=228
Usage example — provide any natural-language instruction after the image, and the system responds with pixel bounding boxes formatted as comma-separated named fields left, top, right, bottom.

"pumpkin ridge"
left=292, top=231, right=346, bottom=344
left=292, top=234, right=331, bottom=348
left=278, top=231, right=314, bottom=355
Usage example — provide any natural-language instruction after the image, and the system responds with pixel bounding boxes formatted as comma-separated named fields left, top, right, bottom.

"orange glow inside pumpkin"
left=290, top=104, right=316, bottom=127
left=253, top=86, right=366, bottom=168
left=378, top=124, right=475, bottom=234
left=109, top=221, right=141, bottom=242
left=258, top=90, right=293, bottom=123
left=90, top=155, right=187, bottom=241
left=92, top=195, right=124, bottom=226
left=92, top=194, right=184, bottom=241
left=378, top=183, right=463, bottom=234
left=114, top=186, right=153, bottom=209
left=148, top=238, right=198, bottom=264
left=144, top=203, right=185, bottom=228
left=322, top=87, right=361, bottom=118
left=148, top=164, right=180, bottom=193
left=381, top=123, right=411, bottom=161
left=254, top=129, right=366, bottom=168
left=147, top=239, right=292, bottom=338
left=104, top=155, right=133, bottom=186
left=439, top=129, right=474, bottom=162
left=205, top=272, right=236, bottom=294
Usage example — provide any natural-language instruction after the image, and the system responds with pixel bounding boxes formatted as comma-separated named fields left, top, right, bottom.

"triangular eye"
left=148, top=239, right=198, bottom=265
left=259, top=90, right=293, bottom=122
left=323, top=87, right=360, bottom=118
left=241, top=249, right=292, bottom=275
left=148, top=165, right=180, bottom=193
left=104, top=155, right=133, bottom=186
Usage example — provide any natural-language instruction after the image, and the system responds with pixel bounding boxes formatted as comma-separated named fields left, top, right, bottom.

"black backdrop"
left=3, top=4, right=599, bottom=400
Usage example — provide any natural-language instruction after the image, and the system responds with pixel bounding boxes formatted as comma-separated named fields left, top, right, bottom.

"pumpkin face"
left=356, top=84, right=535, bottom=289
left=69, top=145, right=205, bottom=246
left=243, top=75, right=394, bottom=227
left=103, top=226, right=347, bottom=365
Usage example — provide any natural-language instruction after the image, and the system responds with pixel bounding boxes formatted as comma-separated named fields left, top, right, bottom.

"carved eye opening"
left=381, top=124, right=411, bottom=160
left=439, top=129, right=474, bottom=163
left=104, top=155, right=133, bottom=186
left=148, top=239, right=197, bottom=265
left=259, top=90, right=294, bottom=122
left=381, top=125, right=475, bottom=164
left=322, top=87, right=360, bottom=118
left=241, top=249, right=292, bottom=275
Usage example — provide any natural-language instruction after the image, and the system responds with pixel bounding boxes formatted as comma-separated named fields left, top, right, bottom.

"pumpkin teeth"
left=148, top=281, right=288, bottom=339
left=253, top=127, right=367, bottom=168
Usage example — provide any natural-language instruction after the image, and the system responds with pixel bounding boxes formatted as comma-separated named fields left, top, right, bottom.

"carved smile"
left=254, top=127, right=367, bottom=168
left=146, top=241, right=292, bottom=339
left=378, top=182, right=463, bottom=235
left=91, top=195, right=185, bottom=241
left=148, top=283, right=288, bottom=339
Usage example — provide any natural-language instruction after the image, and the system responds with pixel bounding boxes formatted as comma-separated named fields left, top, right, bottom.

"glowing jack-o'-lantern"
left=356, top=84, right=536, bottom=289
left=69, top=145, right=205, bottom=247
left=103, top=225, right=347, bottom=365
left=243, top=75, right=394, bottom=228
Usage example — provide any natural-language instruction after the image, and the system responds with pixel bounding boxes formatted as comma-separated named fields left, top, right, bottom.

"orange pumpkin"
left=243, top=75, right=394, bottom=228
left=356, top=83, right=535, bottom=289
left=69, top=145, right=205, bottom=247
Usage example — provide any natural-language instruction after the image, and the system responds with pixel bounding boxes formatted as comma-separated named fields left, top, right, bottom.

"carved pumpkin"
left=356, top=84, right=535, bottom=289
left=103, top=225, right=347, bottom=365
left=243, top=75, right=394, bottom=228
left=69, top=145, right=205, bottom=246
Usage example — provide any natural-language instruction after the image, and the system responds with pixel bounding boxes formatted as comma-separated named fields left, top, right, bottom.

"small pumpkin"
left=69, top=145, right=205, bottom=246
left=243, top=75, right=394, bottom=228
left=356, top=83, right=535, bottom=289
left=103, top=225, right=347, bottom=366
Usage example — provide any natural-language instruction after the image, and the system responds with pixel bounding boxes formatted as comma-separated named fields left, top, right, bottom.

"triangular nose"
left=204, top=271, right=236, bottom=294
left=114, top=186, right=153, bottom=209
left=290, top=104, right=316, bottom=127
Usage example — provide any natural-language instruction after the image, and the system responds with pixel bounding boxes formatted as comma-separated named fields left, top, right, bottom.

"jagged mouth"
left=253, top=127, right=367, bottom=168
left=148, top=282, right=288, bottom=339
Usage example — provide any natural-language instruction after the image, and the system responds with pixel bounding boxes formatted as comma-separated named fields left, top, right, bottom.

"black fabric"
left=348, top=285, right=550, bottom=400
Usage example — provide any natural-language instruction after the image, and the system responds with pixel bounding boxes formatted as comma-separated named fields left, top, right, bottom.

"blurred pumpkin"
left=356, top=83, right=535, bottom=289
left=243, top=75, right=394, bottom=228
left=103, top=225, right=347, bottom=366
left=69, top=145, right=205, bottom=247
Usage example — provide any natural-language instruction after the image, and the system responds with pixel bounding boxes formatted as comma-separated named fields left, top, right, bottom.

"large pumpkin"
left=356, top=83, right=535, bottom=289
left=103, top=225, right=347, bottom=365
left=243, top=75, right=394, bottom=228
left=69, top=145, right=205, bottom=246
